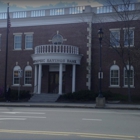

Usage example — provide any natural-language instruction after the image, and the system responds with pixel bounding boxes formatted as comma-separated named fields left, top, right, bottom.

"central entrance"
left=49, top=72, right=65, bottom=93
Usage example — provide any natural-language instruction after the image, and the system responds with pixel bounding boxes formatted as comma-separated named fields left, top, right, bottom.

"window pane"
left=25, top=70, right=32, bottom=84
left=25, top=35, right=33, bottom=49
left=14, top=71, right=19, bottom=84
left=111, top=78, right=118, bottom=85
left=124, top=30, right=134, bottom=46
left=14, top=71, right=19, bottom=77
left=14, top=35, right=22, bottom=49
left=110, top=31, right=120, bottom=47
left=111, top=70, right=118, bottom=77
left=124, top=69, right=134, bottom=86
left=111, top=70, right=119, bottom=85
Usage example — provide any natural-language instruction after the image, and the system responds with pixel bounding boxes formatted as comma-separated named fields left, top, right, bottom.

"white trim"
left=110, top=30, right=120, bottom=47
left=24, top=32, right=34, bottom=34
left=25, top=34, right=33, bottom=49
left=13, top=49, right=22, bottom=51
left=110, top=65, right=120, bottom=87
left=123, top=65, right=134, bottom=87
left=123, top=27, right=135, bottom=30
left=109, top=28, right=121, bottom=31
left=124, top=29, right=134, bottom=47
left=123, top=86, right=135, bottom=88
left=24, top=48, right=33, bottom=50
left=11, top=84, right=20, bottom=87
left=24, top=65, right=32, bottom=85
left=14, top=34, right=22, bottom=50
left=13, top=33, right=23, bottom=35
left=109, top=85, right=120, bottom=88
left=23, top=84, right=32, bottom=87
left=13, top=66, right=21, bottom=85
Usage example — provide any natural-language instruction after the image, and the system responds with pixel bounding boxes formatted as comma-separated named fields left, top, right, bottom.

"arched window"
left=52, top=34, right=63, bottom=45
left=124, top=65, right=134, bottom=87
left=13, top=66, right=21, bottom=85
left=110, top=65, right=120, bottom=87
left=24, top=66, right=32, bottom=85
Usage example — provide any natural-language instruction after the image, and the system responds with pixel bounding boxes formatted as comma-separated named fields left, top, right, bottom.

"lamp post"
left=98, top=28, right=103, bottom=97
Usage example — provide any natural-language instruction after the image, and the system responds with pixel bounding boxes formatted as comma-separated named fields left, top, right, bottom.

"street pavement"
left=0, top=101, right=140, bottom=110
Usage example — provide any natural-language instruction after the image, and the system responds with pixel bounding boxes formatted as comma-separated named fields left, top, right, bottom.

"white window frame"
left=24, top=32, right=34, bottom=50
left=123, top=27, right=135, bottom=47
left=110, top=29, right=121, bottom=47
left=118, top=3, right=135, bottom=12
left=52, top=34, right=63, bottom=45
left=110, top=65, right=120, bottom=87
left=13, top=66, right=21, bottom=86
left=24, top=66, right=32, bottom=85
left=13, top=33, right=22, bottom=50
left=124, top=65, right=134, bottom=87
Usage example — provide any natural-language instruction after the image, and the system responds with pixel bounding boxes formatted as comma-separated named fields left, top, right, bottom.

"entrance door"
left=49, top=72, right=65, bottom=93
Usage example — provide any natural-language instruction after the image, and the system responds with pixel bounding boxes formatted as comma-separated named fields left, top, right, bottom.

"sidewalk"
left=0, top=102, right=140, bottom=110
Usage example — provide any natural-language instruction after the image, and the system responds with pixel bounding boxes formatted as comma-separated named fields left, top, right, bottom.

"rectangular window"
left=118, top=4, right=135, bottom=12
left=25, top=34, right=33, bottom=49
left=110, top=30, right=120, bottom=47
left=110, top=70, right=119, bottom=86
left=124, top=29, right=134, bottom=47
left=97, top=6, right=112, bottom=14
left=14, top=71, right=20, bottom=84
left=124, top=69, right=134, bottom=86
left=25, top=70, right=32, bottom=84
left=14, top=35, right=22, bottom=50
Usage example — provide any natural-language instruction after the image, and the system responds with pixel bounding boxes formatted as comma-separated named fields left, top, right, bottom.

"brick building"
left=0, top=3, right=140, bottom=97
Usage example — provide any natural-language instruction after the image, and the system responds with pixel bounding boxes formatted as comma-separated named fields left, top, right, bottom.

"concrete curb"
left=0, top=102, right=140, bottom=110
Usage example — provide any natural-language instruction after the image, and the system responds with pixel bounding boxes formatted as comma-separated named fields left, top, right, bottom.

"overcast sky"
left=0, top=0, right=139, bottom=12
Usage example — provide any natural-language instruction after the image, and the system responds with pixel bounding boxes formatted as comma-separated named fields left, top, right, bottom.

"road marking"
left=0, top=115, right=46, bottom=119
left=1, top=112, right=45, bottom=115
left=0, top=129, right=137, bottom=140
left=0, top=118, right=26, bottom=120
left=0, top=129, right=69, bottom=136
left=82, top=118, right=102, bottom=121
left=79, top=135, right=134, bottom=140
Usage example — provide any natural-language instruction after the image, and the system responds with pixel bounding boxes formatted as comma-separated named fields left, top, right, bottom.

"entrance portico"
left=31, top=44, right=82, bottom=95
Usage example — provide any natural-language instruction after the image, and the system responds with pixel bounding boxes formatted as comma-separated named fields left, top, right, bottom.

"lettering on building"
left=34, top=59, right=45, bottom=63
left=67, top=59, right=76, bottom=64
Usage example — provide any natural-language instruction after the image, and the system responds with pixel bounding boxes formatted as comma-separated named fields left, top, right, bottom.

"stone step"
left=29, top=94, right=60, bottom=103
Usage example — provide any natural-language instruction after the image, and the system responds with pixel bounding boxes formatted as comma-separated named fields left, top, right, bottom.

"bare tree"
left=103, top=0, right=140, bottom=102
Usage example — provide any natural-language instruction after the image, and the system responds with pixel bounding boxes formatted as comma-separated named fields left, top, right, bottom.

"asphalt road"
left=0, top=107, right=140, bottom=140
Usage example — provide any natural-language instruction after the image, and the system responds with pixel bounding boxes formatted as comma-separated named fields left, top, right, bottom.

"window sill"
left=13, top=49, right=22, bottom=51
left=11, top=84, right=21, bottom=87
left=109, top=86, right=120, bottom=88
left=23, top=84, right=32, bottom=87
left=109, top=46, right=120, bottom=48
left=124, top=45, right=135, bottom=47
left=123, top=86, right=135, bottom=88
left=24, top=48, right=33, bottom=51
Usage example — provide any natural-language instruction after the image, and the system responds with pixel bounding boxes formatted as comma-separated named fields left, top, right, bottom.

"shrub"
left=10, top=89, right=31, bottom=101
left=59, top=90, right=97, bottom=102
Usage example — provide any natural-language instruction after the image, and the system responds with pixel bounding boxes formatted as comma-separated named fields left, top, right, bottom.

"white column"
left=72, top=64, right=76, bottom=93
left=37, top=64, right=42, bottom=94
left=34, top=65, right=38, bottom=94
left=59, top=63, right=63, bottom=95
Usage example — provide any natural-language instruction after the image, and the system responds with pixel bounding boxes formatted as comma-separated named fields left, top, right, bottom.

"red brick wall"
left=0, top=22, right=89, bottom=93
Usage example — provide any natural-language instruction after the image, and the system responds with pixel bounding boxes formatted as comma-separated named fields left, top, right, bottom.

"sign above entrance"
left=34, top=58, right=79, bottom=64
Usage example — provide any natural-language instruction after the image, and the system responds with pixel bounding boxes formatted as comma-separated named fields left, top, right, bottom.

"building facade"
left=0, top=3, right=140, bottom=96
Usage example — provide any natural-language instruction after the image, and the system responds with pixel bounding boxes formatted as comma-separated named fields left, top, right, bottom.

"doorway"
left=49, top=72, right=65, bottom=93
